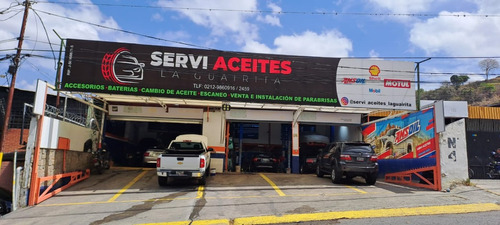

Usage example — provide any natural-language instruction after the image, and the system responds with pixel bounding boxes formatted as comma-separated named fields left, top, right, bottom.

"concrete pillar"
left=439, top=119, right=469, bottom=190
left=291, top=122, right=300, bottom=174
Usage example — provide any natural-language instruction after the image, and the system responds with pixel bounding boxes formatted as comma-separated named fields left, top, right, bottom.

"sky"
left=1, top=0, right=499, bottom=92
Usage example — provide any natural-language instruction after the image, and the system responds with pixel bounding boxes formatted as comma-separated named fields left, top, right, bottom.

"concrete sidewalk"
left=471, top=179, right=500, bottom=196
left=1, top=170, right=499, bottom=225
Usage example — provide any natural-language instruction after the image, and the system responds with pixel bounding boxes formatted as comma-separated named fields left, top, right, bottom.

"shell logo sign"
left=369, top=65, right=380, bottom=76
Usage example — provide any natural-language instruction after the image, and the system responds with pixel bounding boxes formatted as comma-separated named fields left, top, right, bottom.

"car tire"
left=199, top=174, right=207, bottom=185
left=331, top=167, right=342, bottom=184
left=365, top=173, right=377, bottom=185
left=158, top=176, right=169, bottom=186
left=95, top=163, right=103, bottom=175
left=316, top=165, right=324, bottom=177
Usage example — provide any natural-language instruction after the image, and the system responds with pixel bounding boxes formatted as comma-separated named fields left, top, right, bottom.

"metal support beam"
left=415, top=58, right=431, bottom=111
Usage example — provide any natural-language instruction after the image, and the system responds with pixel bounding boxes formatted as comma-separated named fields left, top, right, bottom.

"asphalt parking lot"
left=1, top=167, right=499, bottom=225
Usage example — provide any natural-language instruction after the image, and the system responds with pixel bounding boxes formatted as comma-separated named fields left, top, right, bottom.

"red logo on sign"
left=384, top=79, right=411, bottom=88
left=102, top=48, right=145, bottom=85
left=343, top=78, right=366, bottom=84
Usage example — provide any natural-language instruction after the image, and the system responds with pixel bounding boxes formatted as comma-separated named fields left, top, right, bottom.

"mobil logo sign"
left=384, top=79, right=411, bottom=88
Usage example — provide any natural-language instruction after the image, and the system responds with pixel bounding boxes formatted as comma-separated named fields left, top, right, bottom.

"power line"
left=24, top=6, right=500, bottom=62
left=32, top=8, right=217, bottom=50
left=37, top=1, right=500, bottom=18
left=31, top=7, right=57, bottom=68
left=0, top=1, right=22, bottom=14
left=24, top=59, right=55, bottom=82
left=4, top=4, right=499, bottom=83
left=0, top=8, right=23, bottom=21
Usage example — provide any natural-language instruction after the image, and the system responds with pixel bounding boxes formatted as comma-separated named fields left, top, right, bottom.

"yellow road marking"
left=135, top=203, right=500, bottom=225
left=136, top=219, right=230, bottom=225
left=259, top=173, right=286, bottom=196
left=107, top=169, right=149, bottom=202
left=196, top=186, right=204, bottom=199
left=344, top=185, right=367, bottom=194
left=233, top=203, right=500, bottom=225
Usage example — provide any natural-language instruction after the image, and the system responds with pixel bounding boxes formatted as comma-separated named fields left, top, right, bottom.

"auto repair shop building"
left=60, top=39, right=416, bottom=174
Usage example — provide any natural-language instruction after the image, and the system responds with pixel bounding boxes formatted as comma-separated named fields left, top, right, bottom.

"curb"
left=136, top=203, right=500, bottom=225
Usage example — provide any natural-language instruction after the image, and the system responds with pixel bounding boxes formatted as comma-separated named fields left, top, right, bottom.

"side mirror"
left=208, top=148, right=214, bottom=152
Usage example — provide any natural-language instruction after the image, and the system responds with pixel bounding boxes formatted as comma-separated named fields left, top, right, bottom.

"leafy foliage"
left=450, top=75, right=469, bottom=89
left=420, top=76, right=500, bottom=106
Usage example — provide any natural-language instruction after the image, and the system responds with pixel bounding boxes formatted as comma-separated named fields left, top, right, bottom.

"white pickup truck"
left=156, top=134, right=213, bottom=186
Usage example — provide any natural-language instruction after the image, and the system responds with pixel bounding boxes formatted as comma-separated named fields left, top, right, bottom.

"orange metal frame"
left=383, top=105, right=443, bottom=191
left=36, top=169, right=90, bottom=204
left=384, top=166, right=439, bottom=190
left=28, top=84, right=91, bottom=205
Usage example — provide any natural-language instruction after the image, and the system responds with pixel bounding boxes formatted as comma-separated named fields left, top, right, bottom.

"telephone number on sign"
left=203, top=84, right=250, bottom=92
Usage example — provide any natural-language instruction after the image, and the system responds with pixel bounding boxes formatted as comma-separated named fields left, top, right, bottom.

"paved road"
left=1, top=167, right=499, bottom=225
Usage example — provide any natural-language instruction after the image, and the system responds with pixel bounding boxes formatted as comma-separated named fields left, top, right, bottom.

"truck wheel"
left=365, top=173, right=377, bottom=185
left=158, top=176, right=169, bottom=186
left=199, top=175, right=207, bottom=185
left=331, top=167, right=342, bottom=184
left=316, top=165, right=324, bottom=177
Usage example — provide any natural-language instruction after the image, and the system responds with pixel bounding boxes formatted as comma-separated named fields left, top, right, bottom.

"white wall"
left=202, top=109, right=225, bottom=147
left=439, top=119, right=469, bottom=190
left=203, top=109, right=225, bottom=172
left=239, top=123, right=284, bottom=145
left=41, top=117, right=93, bottom=151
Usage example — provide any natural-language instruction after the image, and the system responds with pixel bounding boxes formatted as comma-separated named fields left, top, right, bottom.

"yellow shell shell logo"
left=369, top=65, right=380, bottom=76
left=177, top=162, right=183, bottom=165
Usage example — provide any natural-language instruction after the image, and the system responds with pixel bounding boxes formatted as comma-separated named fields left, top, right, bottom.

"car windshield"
left=342, top=144, right=373, bottom=153
left=255, top=153, right=273, bottom=158
left=169, top=142, right=204, bottom=150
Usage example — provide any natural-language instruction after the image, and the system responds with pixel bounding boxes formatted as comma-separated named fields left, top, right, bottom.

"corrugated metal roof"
left=368, top=110, right=406, bottom=117
left=468, top=106, right=500, bottom=119
left=368, top=106, right=500, bottom=120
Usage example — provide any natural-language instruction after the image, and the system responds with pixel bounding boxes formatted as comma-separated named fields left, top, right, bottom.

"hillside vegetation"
left=420, top=76, right=500, bottom=106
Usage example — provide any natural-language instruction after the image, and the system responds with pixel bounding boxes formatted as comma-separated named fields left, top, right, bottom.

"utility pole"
left=0, top=1, right=31, bottom=152
left=415, top=58, right=431, bottom=111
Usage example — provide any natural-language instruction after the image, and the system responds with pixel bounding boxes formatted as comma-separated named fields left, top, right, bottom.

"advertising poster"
left=336, top=59, right=415, bottom=110
left=61, top=39, right=415, bottom=110
left=362, top=108, right=436, bottom=159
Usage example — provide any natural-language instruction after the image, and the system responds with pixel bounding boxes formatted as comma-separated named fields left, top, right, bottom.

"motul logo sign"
left=384, top=79, right=411, bottom=88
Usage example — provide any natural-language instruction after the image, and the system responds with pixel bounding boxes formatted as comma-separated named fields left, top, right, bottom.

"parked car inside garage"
left=299, top=134, right=329, bottom=173
left=316, top=142, right=379, bottom=185
left=250, top=152, right=280, bottom=172
left=143, top=148, right=165, bottom=166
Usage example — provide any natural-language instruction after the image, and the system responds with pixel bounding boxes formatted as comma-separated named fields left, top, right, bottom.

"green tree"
left=450, top=75, right=470, bottom=89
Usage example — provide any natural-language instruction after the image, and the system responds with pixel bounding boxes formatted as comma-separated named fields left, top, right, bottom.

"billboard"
left=362, top=108, right=436, bottom=159
left=61, top=39, right=415, bottom=110
left=337, top=59, right=415, bottom=110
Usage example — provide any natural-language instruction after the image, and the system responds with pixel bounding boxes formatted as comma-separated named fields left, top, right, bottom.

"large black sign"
left=61, top=39, right=341, bottom=106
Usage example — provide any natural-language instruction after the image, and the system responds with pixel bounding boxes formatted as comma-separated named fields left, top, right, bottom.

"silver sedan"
left=143, top=148, right=165, bottom=165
